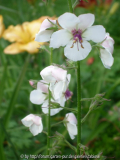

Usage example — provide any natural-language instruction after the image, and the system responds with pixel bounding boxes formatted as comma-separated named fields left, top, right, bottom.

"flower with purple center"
left=50, top=12, right=106, bottom=61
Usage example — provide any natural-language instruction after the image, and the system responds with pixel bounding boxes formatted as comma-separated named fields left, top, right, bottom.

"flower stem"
left=77, top=61, right=81, bottom=156
left=68, top=0, right=73, bottom=13
left=67, top=0, right=81, bottom=157
left=47, top=48, right=53, bottom=157
left=47, top=88, right=51, bottom=156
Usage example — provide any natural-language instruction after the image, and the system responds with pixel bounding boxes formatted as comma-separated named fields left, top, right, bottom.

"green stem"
left=67, top=0, right=81, bottom=157
left=81, top=110, right=91, bottom=124
left=47, top=88, right=51, bottom=156
left=51, top=121, right=63, bottom=127
left=77, top=61, right=81, bottom=156
left=68, top=0, right=73, bottom=13
left=3, top=55, right=30, bottom=139
left=50, top=48, right=53, bottom=64
left=47, top=48, right=53, bottom=158
left=72, top=0, right=79, bottom=9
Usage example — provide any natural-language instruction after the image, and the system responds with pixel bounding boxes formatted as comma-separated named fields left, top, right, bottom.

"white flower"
left=100, top=33, right=114, bottom=69
left=30, top=80, right=48, bottom=105
left=50, top=12, right=106, bottom=61
left=51, top=74, right=72, bottom=107
left=30, top=79, right=66, bottom=116
left=40, top=65, right=67, bottom=83
left=35, top=19, right=56, bottom=42
left=65, top=113, right=77, bottom=139
left=21, top=114, right=43, bottom=136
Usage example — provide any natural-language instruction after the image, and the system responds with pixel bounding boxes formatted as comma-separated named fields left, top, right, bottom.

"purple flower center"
left=65, top=89, right=73, bottom=100
left=71, top=29, right=84, bottom=49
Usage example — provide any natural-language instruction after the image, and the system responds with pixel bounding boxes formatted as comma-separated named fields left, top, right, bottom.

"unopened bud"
left=29, top=80, right=38, bottom=88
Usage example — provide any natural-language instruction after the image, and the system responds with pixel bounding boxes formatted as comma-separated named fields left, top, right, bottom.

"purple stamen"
left=71, top=29, right=83, bottom=49
left=65, top=89, right=73, bottom=100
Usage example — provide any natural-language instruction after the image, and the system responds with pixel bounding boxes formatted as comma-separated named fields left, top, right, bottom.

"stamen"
left=71, top=29, right=84, bottom=50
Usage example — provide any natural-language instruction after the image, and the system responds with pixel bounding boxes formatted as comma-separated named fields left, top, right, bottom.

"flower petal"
left=56, top=96, right=66, bottom=107
left=67, top=123, right=77, bottom=139
left=30, top=90, right=46, bottom=105
left=52, top=81, right=64, bottom=100
left=40, top=19, right=56, bottom=32
left=40, top=66, right=56, bottom=83
left=82, top=25, right=106, bottom=43
left=30, top=123, right=43, bottom=136
left=35, top=30, right=53, bottom=42
left=100, top=48, right=114, bottom=69
left=37, top=81, right=48, bottom=93
left=64, top=40, right=92, bottom=61
left=40, top=65, right=67, bottom=82
left=78, top=13, right=95, bottom=31
left=58, top=12, right=79, bottom=31
left=4, top=41, right=41, bottom=54
left=66, top=113, right=77, bottom=125
left=42, top=100, right=63, bottom=116
left=21, top=114, right=34, bottom=127
left=50, top=29, right=72, bottom=48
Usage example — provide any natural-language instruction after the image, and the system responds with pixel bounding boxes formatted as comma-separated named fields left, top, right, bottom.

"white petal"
left=41, top=100, right=49, bottom=114
left=52, top=81, right=64, bottom=100
left=78, top=13, right=95, bottom=31
left=50, top=107, right=63, bottom=116
left=52, top=66, right=67, bottom=81
left=37, top=81, right=48, bottom=93
left=56, top=96, right=66, bottom=107
left=67, top=123, right=77, bottom=139
left=30, top=90, right=46, bottom=105
left=40, top=19, right=56, bottom=32
left=32, top=116, right=42, bottom=126
left=64, top=40, right=92, bottom=61
left=21, top=114, right=34, bottom=127
left=40, top=66, right=56, bottom=83
left=82, top=25, right=106, bottom=43
left=40, top=65, right=67, bottom=82
left=35, top=30, right=53, bottom=42
left=50, top=29, right=72, bottom=48
left=58, top=12, right=80, bottom=31
left=69, top=132, right=75, bottom=140
left=67, top=74, right=71, bottom=86
left=66, top=113, right=77, bottom=124
left=29, top=123, right=43, bottom=136
left=41, top=100, right=63, bottom=116
left=100, top=48, right=114, bottom=69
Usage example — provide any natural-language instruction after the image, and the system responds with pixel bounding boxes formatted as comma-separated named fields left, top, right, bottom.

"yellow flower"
left=0, top=15, right=5, bottom=38
left=3, top=16, right=55, bottom=54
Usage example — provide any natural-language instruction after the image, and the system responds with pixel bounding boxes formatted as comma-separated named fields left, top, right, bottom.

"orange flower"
left=3, top=16, right=55, bottom=54
left=0, top=15, right=5, bottom=38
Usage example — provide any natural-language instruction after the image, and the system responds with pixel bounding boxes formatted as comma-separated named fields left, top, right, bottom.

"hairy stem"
left=77, top=61, right=81, bottom=155
left=67, top=0, right=81, bottom=157
left=47, top=48, right=53, bottom=157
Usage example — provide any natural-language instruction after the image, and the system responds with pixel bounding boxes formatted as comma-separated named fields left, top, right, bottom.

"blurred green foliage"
left=0, top=0, right=120, bottom=160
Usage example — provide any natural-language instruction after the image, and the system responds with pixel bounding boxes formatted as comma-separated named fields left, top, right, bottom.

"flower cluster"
left=22, top=65, right=76, bottom=138
left=22, top=12, right=114, bottom=139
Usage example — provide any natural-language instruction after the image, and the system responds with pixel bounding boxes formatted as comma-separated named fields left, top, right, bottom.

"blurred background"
left=0, top=0, right=120, bottom=159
